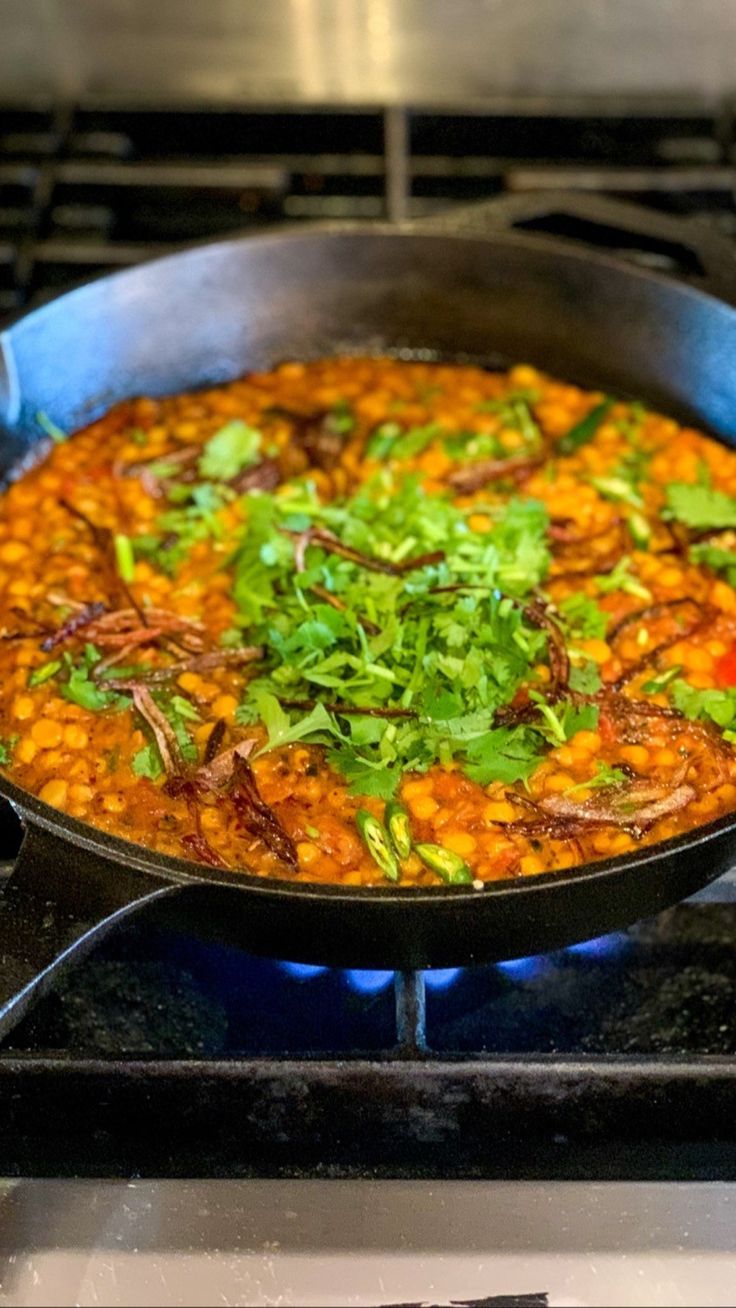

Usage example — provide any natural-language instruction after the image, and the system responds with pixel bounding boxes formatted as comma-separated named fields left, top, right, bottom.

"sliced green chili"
left=415, top=842, right=473, bottom=884
left=385, top=801, right=412, bottom=860
left=356, top=809, right=400, bottom=882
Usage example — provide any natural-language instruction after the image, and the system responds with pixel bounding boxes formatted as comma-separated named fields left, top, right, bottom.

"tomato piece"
left=716, top=644, right=736, bottom=686
left=598, top=711, right=616, bottom=746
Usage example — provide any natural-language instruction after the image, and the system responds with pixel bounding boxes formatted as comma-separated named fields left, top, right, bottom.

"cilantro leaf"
left=569, top=661, right=602, bottom=694
left=199, top=420, right=262, bottom=481
left=230, top=474, right=551, bottom=793
left=690, top=541, right=736, bottom=584
left=132, top=744, right=164, bottom=780
left=671, top=678, right=736, bottom=730
left=464, top=725, right=545, bottom=785
left=252, top=690, right=339, bottom=754
left=665, top=482, right=736, bottom=531
left=558, top=592, right=608, bottom=640
left=60, top=647, right=128, bottom=713
left=0, top=734, right=18, bottom=765
left=565, top=761, right=628, bottom=795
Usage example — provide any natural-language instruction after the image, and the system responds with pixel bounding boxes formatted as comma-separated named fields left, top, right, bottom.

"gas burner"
left=3, top=96, right=736, bottom=1182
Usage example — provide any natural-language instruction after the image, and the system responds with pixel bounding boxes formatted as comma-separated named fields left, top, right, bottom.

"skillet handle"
left=407, top=191, right=736, bottom=307
left=0, top=822, right=177, bottom=1041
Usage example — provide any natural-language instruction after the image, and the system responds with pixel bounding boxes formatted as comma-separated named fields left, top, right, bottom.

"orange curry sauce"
left=1, top=357, right=736, bottom=886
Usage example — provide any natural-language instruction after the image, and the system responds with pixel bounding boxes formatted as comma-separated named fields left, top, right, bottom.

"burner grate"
left=3, top=96, right=736, bottom=1179
left=0, top=96, right=733, bottom=304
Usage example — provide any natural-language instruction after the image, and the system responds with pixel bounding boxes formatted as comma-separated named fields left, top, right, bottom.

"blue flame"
left=496, top=955, right=550, bottom=981
left=278, top=933, right=627, bottom=991
left=565, top=932, right=627, bottom=958
left=423, top=967, right=463, bottom=991
left=279, top=961, right=329, bottom=981
left=344, top=969, right=395, bottom=994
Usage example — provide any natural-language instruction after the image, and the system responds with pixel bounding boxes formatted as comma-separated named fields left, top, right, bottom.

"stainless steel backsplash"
left=3, top=0, right=736, bottom=104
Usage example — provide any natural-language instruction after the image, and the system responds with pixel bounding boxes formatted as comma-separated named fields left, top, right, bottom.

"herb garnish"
left=664, top=483, right=736, bottom=531
left=198, top=420, right=262, bottom=481
left=228, top=473, right=561, bottom=796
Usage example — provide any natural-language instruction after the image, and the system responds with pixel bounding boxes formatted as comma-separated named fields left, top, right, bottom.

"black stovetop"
left=3, top=96, right=736, bottom=1181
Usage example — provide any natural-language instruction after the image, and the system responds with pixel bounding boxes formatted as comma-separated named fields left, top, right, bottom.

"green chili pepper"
left=589, top=475, right=643, bottom=509
left=558, top=399, right=613, bottom=455
left=385, top=801, right=412, bottom=860
left=356, top=809, right=400, bottom=882
left=415, top=843, right=473, bottom=884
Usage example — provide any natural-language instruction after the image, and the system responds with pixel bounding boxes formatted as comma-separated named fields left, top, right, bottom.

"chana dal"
left=2, top=357, right=736, bottom=887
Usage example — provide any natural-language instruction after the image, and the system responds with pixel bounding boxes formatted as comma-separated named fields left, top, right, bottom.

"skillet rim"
left=2, top=218, right=736, bottom=902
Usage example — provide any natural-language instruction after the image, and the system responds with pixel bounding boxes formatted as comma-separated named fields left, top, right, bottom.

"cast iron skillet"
left=2, top=192, right=736, bottom=1036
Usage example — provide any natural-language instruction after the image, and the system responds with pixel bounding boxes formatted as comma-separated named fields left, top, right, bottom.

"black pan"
left=2, top=191, right=736, bottom=1037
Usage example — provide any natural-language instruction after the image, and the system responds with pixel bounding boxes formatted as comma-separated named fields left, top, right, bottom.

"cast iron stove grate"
left=3, top=96, right=736, bottom=1180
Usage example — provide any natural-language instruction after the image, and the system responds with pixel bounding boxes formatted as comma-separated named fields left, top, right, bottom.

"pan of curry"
left=2, top=193, right=736, bottom=1029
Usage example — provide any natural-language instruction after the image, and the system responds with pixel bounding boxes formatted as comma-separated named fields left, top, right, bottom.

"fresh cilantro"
left=366, top=422, right=402, bottom=459
left=664, top=482, right=736, bottom=531
left=443, top=430, right=503, bottom=461
left=250, top=690, right=339, bottom=754
left=565, top=761, right=628, bottom=795
left=230, top=474, right=552, bottom=792
left=198, top=420, right=262, bottom=481
left=530, top=692, right=598, bottom=745
left=138, top=480, right=234, bottom=575
left=36, top=410, right=66, bottom=443
left=327, top=748, right=402, bottom=799
left=60, top=646, right=128, bottom=713
left=558, top=592, right=608, bottom=640
left=569, top=661, right=602, bottom=694
left=131, top=744, right=163, bottom=780
left=132, top=694, right=199, bottom=773
left=690, top=541, right=736, bottom=584
left=146, top=458, right=187, bottom=479
left=388, top=423, right=444, bottom=461
left=170, top=694, right=200, bottom=723
left=671, top=679, right=736, bottom=730
left=463, top=725, right=545, bottom=785
left=0, top=734, right=18, bottom=765
left=475, top=392, right=541, bottom=442
left=28, top=659, right=62, bottom=688
left=325, top=401, right=355, bottom=435
left=156, top=695, right=199, bottom=764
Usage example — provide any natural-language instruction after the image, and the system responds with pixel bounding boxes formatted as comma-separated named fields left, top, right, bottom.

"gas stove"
left=2, top=95, right=736, bottom=1306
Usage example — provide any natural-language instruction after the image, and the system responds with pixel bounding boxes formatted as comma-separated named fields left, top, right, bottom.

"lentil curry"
left=2, top=357, right=736, bottom=887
